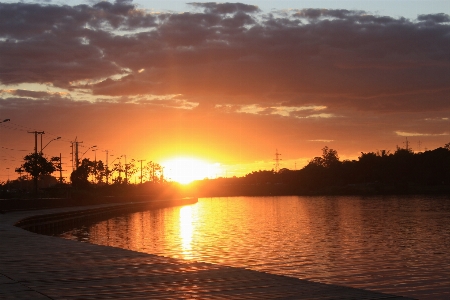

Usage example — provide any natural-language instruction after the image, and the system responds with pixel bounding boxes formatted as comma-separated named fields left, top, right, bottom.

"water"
left=61, top=196, right=450, bottom=299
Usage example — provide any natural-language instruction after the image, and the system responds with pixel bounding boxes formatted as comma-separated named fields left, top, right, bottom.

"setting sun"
left=161, top=157, right=222, bottom=184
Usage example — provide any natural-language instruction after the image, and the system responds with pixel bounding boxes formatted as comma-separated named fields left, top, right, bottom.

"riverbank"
left=187, top=180, right=450, bottom=197
left=0, top=193, right=192, bottom=213
left=0, top=201, right=414, bottom=299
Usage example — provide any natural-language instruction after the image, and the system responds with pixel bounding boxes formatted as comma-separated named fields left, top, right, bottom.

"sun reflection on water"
left=63, top=197, right=450, bottom=299
left=179, top=205, right=195, bottom=259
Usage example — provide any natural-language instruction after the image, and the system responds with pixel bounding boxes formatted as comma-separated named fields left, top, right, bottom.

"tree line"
left=3, top=143, right=450, bottom=198
left=190, top=144, right=450, bottom=196
left=1, top=154, right=165, bottom=198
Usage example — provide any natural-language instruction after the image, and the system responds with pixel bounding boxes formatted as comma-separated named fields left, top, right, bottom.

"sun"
left=161, top=157, right=221, bottom=184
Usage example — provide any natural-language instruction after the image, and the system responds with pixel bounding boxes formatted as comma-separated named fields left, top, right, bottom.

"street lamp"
left=109, top=155, right=123, bottom=183
left=41, top=137, right=61, bottom=153
left=92, top=148, right=98, bottom=183
left=81, top=145, right=97, bottom=158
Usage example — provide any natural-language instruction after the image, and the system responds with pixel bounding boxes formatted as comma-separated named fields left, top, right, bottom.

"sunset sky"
left=0, top=0, right=449, bottom=182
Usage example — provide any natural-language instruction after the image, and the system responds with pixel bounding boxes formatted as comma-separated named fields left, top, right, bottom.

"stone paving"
left=0, top=205, right=415, bottom=299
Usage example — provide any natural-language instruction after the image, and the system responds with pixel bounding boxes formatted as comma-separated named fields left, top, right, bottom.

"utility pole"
left=70, top=137, right=82, bottom=170
left=274, top=149, right=282, bottom=172
left=27, top=130, right=44, bottom=195
left=59, top=153, right=63, bottom=184
left=103, top=150, right=109, bottom=184
left=75, top=140, right=83, bottom=170
left=28, top=131, right=45, bottom=154
left=92, top=148, right=97, bottom=183
left=40, top=133, right=43, bottom=153
left=70, top=143, right=74, bottom=171
left=138, top=159, right=146, bottom=184
left=124, top=155, right=127, bottom=184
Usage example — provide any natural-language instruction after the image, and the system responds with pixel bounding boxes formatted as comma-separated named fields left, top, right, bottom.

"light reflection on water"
left=179, top=205, right=194, bottom=259
left=61, top=196, right=450, bottom=299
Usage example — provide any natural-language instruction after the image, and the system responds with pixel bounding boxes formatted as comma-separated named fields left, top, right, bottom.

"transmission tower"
left=274, top=149, right=282, bottom=172
left=403, top=137, right=410, bottom=151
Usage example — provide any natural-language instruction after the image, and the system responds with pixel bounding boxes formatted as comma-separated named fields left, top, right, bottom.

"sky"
left=0, top=0, right=449, bottom=182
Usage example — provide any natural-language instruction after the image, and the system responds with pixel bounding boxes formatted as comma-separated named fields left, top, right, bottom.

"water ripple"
left=61, top=196, right=450, bottom=299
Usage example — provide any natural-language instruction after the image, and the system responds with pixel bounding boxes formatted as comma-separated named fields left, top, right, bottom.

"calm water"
left=61, top=196, right=450, bottom=299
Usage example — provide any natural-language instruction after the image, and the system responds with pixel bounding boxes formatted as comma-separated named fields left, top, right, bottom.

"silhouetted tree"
left=144, top=161, right=164, bottom=183
left=111, top=161, right=124, bottom=184
left=21, top=153, right=56, bottom=194
left=70, top=158, right=93, bottom=188
left=306, top=146, right=340, bottom=168
left=321, top=146, right=340, bottom=167
left=93, top=160, right=106, bottom=183
left=125, top=159, right=137, bottom=184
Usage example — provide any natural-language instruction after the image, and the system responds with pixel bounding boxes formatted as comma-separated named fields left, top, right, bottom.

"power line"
left=0, top=146, right=28, bottom=152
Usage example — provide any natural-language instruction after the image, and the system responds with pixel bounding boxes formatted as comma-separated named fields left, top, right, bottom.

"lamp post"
left=92, top=148, right=98, bottom=183
left=109, top=155, right=123, bottom=183
left=103, top=150, right=110, bottom=184
left=41, top=137, right=61, bottom=154
left=123, top=155, right=128, bottom=184
left=81, top=145, right=97, bottom=159
left=105, top=154, right=115, bottom=185
left=138, top=159, right=146, bottom=184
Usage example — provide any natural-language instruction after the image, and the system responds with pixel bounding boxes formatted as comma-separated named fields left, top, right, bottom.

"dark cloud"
left=417, top=13, right=450, bottom=23
left=292, top=8, right=363, bottom=19
left=187, top=2, right=260, bottom=14
left=1, top=89, right=53, bottom=99
left=0, top=2, right=449, bottom=115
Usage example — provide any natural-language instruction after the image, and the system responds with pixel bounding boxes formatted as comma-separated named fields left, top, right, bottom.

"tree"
left=70, top=158, right=93, bottom=188
left=144, top=161, right=164, bottom=183
left=306, top=146, right=340, bottom=168
left=307, top=156, right=325, bottom=167
left=93, top=160, right=106, bottom=183
left=321, top=146, right=340, bottom=167
left=124, top=159, right=137, bottom=184
left=111, top=161, right=124, bottom=184
left=21, top=153, right=56, bottom=194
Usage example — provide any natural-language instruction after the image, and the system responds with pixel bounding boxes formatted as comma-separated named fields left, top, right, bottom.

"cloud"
left=292, top=8, right=364, bottom=19
left=395, top=131, right=449, bottom=137
left=417, top=13, right=450, bottom=23
left=187, top=2, right=260, bottom=14
left=1, top=89, right=68, bottom=99
left=1, top=2, right=450, bottom=167
left=308, top=139, right=334, bottom=143
left=83, top=7, right=449, bottom=114
left=0, top=2, right=447, bottom=112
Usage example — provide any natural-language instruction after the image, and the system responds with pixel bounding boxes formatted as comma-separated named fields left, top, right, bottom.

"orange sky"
left=1, top=2, right=450, bottom=182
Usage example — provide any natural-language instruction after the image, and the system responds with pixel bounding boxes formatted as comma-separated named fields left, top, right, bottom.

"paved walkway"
left=0, top=205, right=415, bottom=299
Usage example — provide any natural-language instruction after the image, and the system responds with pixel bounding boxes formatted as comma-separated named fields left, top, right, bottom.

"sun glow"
left=161, top=157, right=222, bottom=184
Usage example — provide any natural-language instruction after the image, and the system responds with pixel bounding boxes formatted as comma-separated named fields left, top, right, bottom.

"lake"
left=61, top=196, right=450, bottom=299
